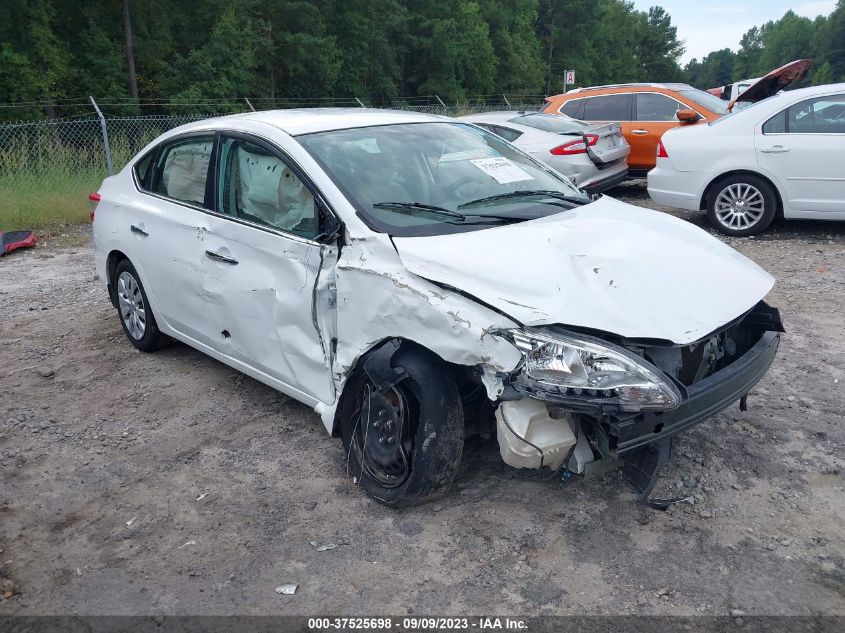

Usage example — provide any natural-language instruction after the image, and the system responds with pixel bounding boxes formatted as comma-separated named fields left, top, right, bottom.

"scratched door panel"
left=199, top=216, right=334, bottom=403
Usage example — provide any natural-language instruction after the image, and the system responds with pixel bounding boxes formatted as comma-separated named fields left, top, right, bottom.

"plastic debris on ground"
left=310, top=541, right=337, bottom=552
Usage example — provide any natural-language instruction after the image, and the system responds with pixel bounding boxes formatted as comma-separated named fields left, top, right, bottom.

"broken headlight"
left=509, top=329, right=681, bottom=411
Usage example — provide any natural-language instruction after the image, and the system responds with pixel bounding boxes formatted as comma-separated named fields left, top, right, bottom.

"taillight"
left=88, top=192, right=101, bottom=222
left=656, top=140, right=669, bottom=158
left=551, top=134, right=599, bottom=156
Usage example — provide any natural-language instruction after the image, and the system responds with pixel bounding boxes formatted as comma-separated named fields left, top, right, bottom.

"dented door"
left=198, top=134, right=336, bottom=402
left=199, top=217, right=334, bottom=402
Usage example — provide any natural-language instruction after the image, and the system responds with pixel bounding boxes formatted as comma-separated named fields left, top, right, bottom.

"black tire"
left=706, top=174, right=777, bottom=237
left=113, top=259, right=166, bottom=352
left=339, top=345, right=464, bottom=508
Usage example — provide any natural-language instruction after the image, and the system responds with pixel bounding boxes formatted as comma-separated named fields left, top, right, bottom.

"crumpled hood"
left=392, top=196, right=775, bottom=345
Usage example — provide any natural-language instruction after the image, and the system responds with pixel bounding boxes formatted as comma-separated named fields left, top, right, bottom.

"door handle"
left=632, top=129, right=649, bottom=135
left=760, top=145, right=790, bottom=153
left=130, top=224, right=148, bottom=236
left=205, top=250, right=239, bottom=265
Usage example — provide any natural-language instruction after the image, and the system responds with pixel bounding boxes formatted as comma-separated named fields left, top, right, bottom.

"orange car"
left=543, top=83, right=730, bottom=176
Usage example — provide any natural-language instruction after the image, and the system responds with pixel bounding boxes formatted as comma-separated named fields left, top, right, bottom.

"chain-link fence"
left=0, top=98, right=545, bottom=231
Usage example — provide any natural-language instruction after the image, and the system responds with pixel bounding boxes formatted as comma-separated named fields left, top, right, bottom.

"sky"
left=631, top=0, right=838, bottom=64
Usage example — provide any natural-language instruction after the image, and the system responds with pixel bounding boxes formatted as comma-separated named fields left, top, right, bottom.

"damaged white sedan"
left=92, top=109, right=783, bottom=507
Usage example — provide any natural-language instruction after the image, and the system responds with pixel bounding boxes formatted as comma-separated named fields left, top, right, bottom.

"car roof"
left=563, top=83, right=694, bottom=94
left=768, top=81, right=845, bottom=100
left=184, top=108, right=452, bottom=136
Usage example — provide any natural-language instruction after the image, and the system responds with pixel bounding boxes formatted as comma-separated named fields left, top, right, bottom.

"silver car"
left=457, top=111, right=630, bottom=194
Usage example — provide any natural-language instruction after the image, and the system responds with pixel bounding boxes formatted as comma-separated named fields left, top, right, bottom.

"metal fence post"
left=244, top=97, right=256, bottom=111
left=355, top=97, right=366, bottom=108
left=89, top=96, right=113, bottom=176
left=435, top=95, right=447, bottom=109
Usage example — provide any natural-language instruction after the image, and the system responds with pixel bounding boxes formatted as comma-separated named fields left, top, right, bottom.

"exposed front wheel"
left=706, top=174, right=776, bottom=236
left=339, top=344, right=464, bottom=508
left=114, top=259, right=166, bottom=352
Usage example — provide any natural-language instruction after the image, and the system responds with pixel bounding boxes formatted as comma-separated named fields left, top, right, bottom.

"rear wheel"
left=706, top=174, right=776, bottom=236
left=114, top=259, right=166, bottom=352
left=339, top=345, right=464, bottom=508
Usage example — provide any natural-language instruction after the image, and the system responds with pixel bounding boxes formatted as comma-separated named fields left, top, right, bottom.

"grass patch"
left=0, top=169, right=104, bottom=234
left=0, top=122, right=141, bottom=234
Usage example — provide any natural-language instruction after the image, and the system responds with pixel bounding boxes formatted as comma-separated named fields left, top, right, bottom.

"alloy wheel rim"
left=117, top=271, right=146, bottom=340
left=715, top=183, right=765, bottom=230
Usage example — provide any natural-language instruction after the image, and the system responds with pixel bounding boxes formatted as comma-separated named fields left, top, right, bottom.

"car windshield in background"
left=508, top=113, right=590, bottom=134
left=297, top=122, right=587, bottom=237
left=678, top=88, right=730, bottom=115
left=707, top=95, right=777, bottom=126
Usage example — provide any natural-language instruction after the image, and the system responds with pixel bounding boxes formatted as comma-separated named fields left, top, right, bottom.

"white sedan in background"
left=648, top=83, right=845, bottom=235
left=457, top=111, right=630, bottom=194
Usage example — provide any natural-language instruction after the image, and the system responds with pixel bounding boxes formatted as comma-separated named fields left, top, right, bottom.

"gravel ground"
left=1, top=184, right=843, bottom=616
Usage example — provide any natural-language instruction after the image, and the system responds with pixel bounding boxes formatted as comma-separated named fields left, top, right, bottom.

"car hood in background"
left=392, top=196, right=774, bottom=345
left=730, top=59, right=812, bottom=109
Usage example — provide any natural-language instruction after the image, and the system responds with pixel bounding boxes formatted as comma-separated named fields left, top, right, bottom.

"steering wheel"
left=444, top=175, right=488, bottom=200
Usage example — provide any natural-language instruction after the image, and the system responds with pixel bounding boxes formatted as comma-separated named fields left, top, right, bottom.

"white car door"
left=127, top=134, right=214, bottom=342
left=756, top=93, right=845, bottom=214
left=199, top=132, right=337, bottom=402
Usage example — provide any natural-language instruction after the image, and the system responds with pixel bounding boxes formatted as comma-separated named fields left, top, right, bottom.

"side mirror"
left=676, top=108, right=700, bottom=123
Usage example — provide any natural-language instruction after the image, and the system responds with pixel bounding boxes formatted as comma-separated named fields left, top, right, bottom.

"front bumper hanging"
left=611, top=331, right=780, bottom=457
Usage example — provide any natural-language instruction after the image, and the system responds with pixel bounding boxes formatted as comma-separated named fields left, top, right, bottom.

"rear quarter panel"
left=92, top=174, right=130, bottom=291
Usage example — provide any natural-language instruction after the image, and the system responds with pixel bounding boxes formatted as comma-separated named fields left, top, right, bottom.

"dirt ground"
left=1, top=182, right=843, bottom=617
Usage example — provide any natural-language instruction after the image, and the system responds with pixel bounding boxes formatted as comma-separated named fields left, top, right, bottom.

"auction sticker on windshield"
left=471, top=157, right=534, bottom=184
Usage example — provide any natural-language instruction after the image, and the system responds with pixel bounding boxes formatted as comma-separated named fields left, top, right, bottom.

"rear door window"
left=472, top=123, right=523, bottom=142
left=762, top=110, right=787, bottom=134
left=787, top=95, right=845, bottom=134
left=492, top=125, right=523, bottom=142
left=559, top=99, right=584, bottom=118
left=582, top=94, right=632, bottom=121
left=152, top=136, right=215, bottom=207
left=133, top=151, right=156, bottom=189
left=635, top=93, right=683, bottom=121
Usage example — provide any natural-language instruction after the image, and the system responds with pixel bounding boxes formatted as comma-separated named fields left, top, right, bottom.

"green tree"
left=169, top=5, right=260, bottom=110
left=76, top=15, right=131, bottom=105
left=733, top=26, right=763, bottom=81
left=537, top=0, right=605, bottom=94
left=590, top=0, right=640, bottom=85
left=635, top=6, right=685, bottom=82
left=404, top=0, right=497, bottom=100
left=0, top=0, right=71, bottom=117
left=478, top=0, right=543, bottom=95
left=810, top=61, right=834, bottom=85
left=685, top=49, right=736, bottom=89
left=329, top=0, right=407, bottom=102
left=264, top=0, right=340, bottom=101
left=825, top=0, right=845, bottom=81
left=756, top=11, right=817, bottom=81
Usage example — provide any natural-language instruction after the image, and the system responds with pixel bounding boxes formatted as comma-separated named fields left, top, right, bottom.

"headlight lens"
left=509, top=329, right=680, bottom=410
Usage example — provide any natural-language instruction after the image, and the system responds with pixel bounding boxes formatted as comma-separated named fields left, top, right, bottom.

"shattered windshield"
left=297, top=122, right=588, bottom=236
